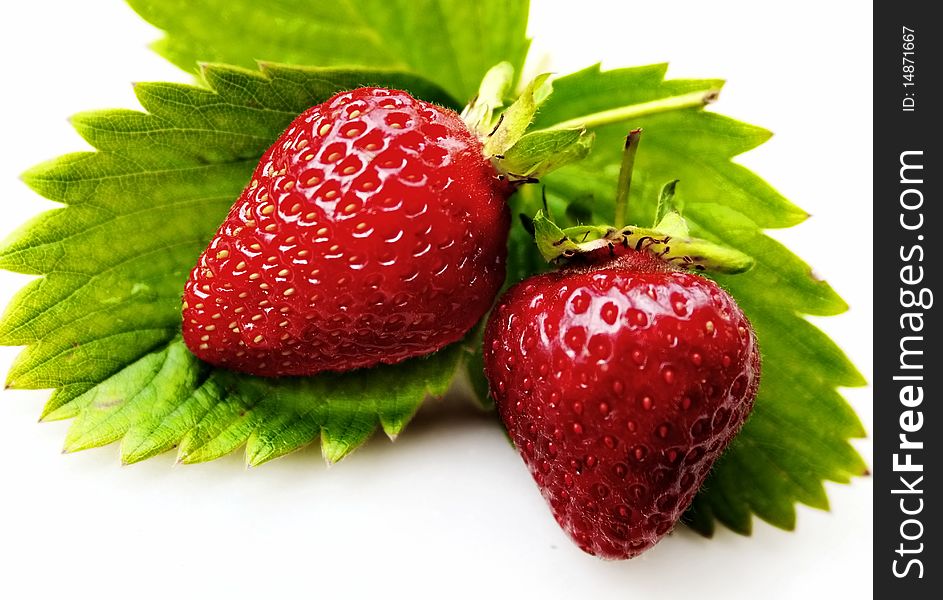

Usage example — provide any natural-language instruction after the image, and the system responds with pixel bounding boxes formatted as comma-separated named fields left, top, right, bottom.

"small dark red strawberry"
left=183, top=87, right=512, bottom=376
left=483, top=131, right=760, bottom=559
left=485, top=246, right=759, bottom=558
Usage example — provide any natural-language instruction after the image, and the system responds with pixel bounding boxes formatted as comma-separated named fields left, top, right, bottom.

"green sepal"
left=459, top=65, right=596, bottom=182
left=483, top=73, right=552, bottom=156
left=532, top=208, right=755, bottom=274
left=533, top=209, right=583, bottom=262
left=461, top=62, right=515, bottom=138
left=653, top=179, right=681, bottom=226
left=496, top=128, right=595, bottom=179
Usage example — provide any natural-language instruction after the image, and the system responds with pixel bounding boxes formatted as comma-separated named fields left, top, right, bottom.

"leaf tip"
left=19, top=161, right=51, bottom=193
left=120, top=446, right=150, bottom=466
left=39, top=402, right=74, bottom=422
left=694, top=525, right=716, bottom=539
left=245, top=449, right=269, bottom=468
left=4, top=370, right=19, bottom=389
left=379, top=418, right=409, bottom=441
left=195, top=62, right=216, bottom=84
left=322, top=449, right=344, bottom=466
left=321, top=435, right=357, bottom=465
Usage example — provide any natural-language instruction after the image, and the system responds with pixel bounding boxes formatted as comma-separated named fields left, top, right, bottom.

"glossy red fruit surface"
left=183, top=87, right=511, bottom=376
left=483, top=247, right=760, bottom=559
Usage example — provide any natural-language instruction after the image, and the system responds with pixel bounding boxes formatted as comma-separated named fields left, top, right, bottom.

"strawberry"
left=182, top=87, right=514, bottom=376
left=483, top=131, right=760, bottom=559
left=182, top=67, right=591, bottom=377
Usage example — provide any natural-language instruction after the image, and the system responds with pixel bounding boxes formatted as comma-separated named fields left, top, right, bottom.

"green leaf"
left=126, top=0, right=532, bottom=102
left=2, top=64, right=463, bottom=465
left=515, top=63, right=866, bottom=535
left=63, top=340, right=200, bottom=454
left=58, top=337, right=461, bottom=466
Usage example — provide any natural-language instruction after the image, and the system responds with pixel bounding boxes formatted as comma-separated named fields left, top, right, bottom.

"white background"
left=0, top=1, right=872, bottom=598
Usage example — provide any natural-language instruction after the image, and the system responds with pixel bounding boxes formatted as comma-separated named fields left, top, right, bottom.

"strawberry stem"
left=613, top=129, right=642, bottom=228
left=543, top=89, right=720, bottom=131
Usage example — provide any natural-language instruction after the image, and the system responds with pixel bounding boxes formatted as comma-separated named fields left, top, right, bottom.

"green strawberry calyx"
left=532, top=130, right=754, bottom=274
left=462, top=63, right=595, bottom=182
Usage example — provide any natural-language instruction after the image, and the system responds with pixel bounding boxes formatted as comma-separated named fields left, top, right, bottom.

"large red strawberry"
left=483, top=131, right=760, bottom=559
left=182, top=87, right=507, bottom=376
left=182, top=73, right=585, bottom=377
